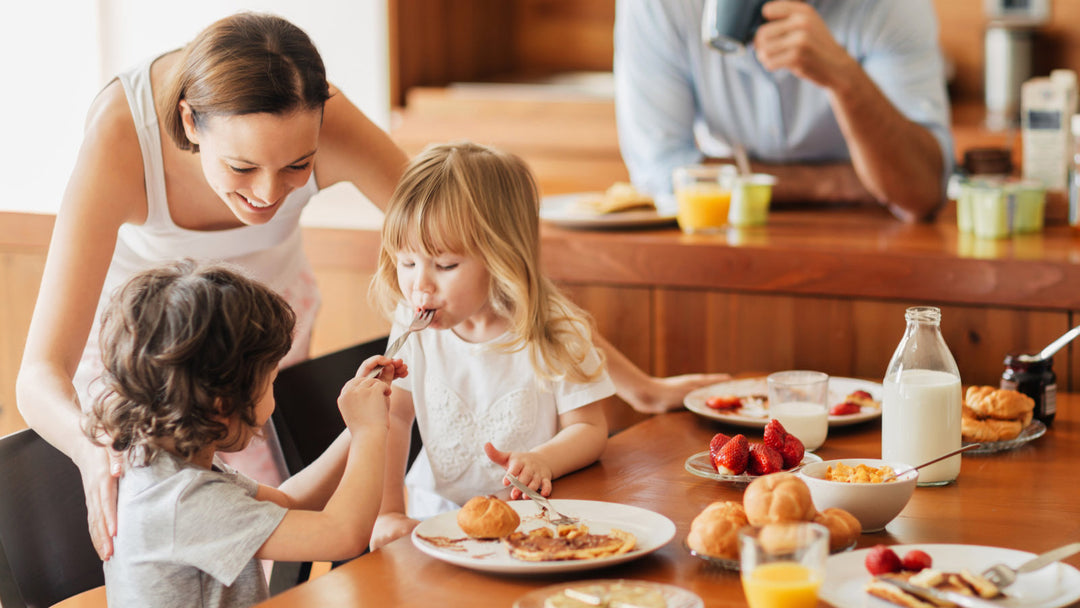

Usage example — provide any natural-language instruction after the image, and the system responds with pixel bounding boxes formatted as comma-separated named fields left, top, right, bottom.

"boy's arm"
left=254, top=374, right=392, bottom=563
left=369, top=388, right=418, bottom=550
left=255, top=430, right=351, bottom=511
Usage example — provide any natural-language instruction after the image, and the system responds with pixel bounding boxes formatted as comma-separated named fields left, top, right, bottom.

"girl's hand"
left=356, top=355, right=408, bottom=385
left=80, top=445, right=123, bottom=560
left=484, top=442, right=554, bottom=498
left=337, top=377, right=392, bottom=431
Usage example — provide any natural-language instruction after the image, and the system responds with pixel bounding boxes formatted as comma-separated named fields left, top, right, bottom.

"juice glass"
left=740, top=522, right=828, bottom=608
left=672, top=164, right=736, bottom=233
left=767, top=370, right=829, bottom=451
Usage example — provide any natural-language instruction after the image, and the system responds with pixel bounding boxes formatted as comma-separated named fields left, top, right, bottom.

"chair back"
left=0, top=429, right=104, bottom=608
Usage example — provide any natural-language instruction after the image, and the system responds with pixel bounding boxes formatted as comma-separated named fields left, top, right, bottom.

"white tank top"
left=74, top=56, right=322, bottom=402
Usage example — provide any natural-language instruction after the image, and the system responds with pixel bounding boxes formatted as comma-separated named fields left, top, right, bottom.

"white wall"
left=1, top=0, right=389, bottom=214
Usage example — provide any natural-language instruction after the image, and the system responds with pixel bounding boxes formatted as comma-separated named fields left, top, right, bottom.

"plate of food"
left=964, top=419, right=1047, bottom=454
left=411, top=498, right=676, bottom=574
left=684, top=376, right=882, bottom=428
left=821, top=544, right=1080, bottom=608
left=513, top=579, right=703, bottom=608
left=684, top=450, right=823, bottom=485
left=540, top=184, right=677, bottom=229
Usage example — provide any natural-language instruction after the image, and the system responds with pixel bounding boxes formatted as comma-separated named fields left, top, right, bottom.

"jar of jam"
left=1001, top=354, right=1056, bottom=426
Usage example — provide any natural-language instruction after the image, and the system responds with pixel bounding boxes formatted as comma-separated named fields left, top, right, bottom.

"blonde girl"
left=368, top=142, right=613, bottom=548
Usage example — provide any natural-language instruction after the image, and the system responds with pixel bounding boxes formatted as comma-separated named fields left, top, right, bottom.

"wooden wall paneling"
left=0, top=251, right=47, bottom=437
left=308, top=268, right=391, bottom=359
left=557, top=282, right=653, bottom=433
left=513, top=0, right=616, bottom=73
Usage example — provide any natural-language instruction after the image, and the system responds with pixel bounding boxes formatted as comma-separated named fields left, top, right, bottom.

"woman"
left=16, top=12, right=724, bottom=561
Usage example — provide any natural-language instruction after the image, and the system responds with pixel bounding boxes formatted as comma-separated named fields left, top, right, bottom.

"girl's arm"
left=16, top=80, right=148, bottom=560
left=485, top=402, right=608, bottom=498
left=255, top=376, right=390, bottom=562
left=368, top=387, right=419, bottom=550
left=314, top=85, right=410, bottom=211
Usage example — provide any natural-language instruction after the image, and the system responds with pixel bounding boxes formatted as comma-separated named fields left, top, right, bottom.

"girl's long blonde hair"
left=371, top=142, right=603, bottom=383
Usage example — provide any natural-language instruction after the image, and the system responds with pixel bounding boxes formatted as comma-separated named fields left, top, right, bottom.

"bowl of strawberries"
left=684, top=419, right=822, bottom=485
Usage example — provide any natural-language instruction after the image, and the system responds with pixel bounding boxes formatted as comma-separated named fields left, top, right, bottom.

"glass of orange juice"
left=672, top=164, right=737, bottom=233
left=739, top=522, right=828, bottom=608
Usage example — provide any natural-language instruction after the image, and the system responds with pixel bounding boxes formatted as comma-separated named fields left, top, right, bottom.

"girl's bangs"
left=387, top=189, right=473, bottom=256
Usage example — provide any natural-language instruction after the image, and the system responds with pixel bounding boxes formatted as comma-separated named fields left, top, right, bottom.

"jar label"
left=1045, top=383, right=1057, bottom=415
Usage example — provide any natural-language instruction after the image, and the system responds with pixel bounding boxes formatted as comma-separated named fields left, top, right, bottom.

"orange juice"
left=741, top=562, right=821, bottom=608
left=675, top=184, right=731, bottom=233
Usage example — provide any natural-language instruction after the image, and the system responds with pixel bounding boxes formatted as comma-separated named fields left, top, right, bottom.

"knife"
left=1016, top=541, right=1080, bottom=574
left=877, top=576, right=1000, bottom=608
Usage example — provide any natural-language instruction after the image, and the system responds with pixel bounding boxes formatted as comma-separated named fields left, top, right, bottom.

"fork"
left=504, top=472, right=578, bottom=526
left=981, top=542, right=1080, bottom=588
left=365, top=308, right=434, bottom=378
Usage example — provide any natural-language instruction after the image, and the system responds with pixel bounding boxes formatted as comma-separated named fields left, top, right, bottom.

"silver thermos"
left=984, top=22, right=1034, bottom=130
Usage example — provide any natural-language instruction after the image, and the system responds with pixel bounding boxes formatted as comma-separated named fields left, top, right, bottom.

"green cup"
left=728, top=174, right=776, bottom=227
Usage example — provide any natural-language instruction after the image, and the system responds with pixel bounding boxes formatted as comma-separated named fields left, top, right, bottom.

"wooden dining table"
left=258, top=393, right=1080, bottom=607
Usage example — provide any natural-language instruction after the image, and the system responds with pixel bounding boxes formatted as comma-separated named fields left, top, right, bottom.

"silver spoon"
left=1019, top=323, right=1080, bottom=363
left=881, top=444, right=982, bottom=483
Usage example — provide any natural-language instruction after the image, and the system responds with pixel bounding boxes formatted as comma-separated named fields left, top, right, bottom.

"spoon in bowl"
left=881, top=444, right=982, bottom=483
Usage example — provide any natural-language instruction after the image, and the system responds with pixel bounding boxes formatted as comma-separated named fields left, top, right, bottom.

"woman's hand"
left=79, top=445, right=123, bottom=560
left=369, top=512, right=420, bottom=551
left=628, top=372, right=733, bottom=414
left=485, top=443, right=554, bottom=498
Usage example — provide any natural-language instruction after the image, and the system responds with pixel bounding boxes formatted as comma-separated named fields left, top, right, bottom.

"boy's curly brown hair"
left=84, top=259, right=296, bottom=465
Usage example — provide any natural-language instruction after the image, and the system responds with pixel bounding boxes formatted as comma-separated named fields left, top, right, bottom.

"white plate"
left=513, top=579, right=703, bottom=608
left=411, top=499, right=676, bottom=574
left=684, top=450, right=823, bottom=485
left=821, top=544, right=1080, bottom=608
left=964, top=419, right=1047, bottom=454
left=684, top=376, right=883, bottom=428
left=540, top=193, right=677, bottom=229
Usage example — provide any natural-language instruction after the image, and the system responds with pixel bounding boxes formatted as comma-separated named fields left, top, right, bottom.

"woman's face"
left=182, top=105, right=321, bottom=225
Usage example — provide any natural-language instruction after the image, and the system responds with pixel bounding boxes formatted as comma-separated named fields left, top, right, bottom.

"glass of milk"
left=767, top=371, right=829, bottom=451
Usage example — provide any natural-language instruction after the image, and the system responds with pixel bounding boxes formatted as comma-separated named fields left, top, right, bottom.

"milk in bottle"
left=882, top=307, right=962, bottom=485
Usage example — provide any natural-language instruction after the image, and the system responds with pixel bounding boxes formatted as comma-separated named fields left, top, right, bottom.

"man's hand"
left=753, top=1, right=859, bottom=91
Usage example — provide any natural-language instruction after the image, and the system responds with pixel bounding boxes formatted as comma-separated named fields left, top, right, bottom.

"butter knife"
left=877, top=577, right=1000, bottom=608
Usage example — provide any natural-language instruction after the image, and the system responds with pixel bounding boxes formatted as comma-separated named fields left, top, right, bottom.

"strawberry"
left=830, top=401, right=861, bottom=416
left=850, top=390, right=873, bottom=400
left=712, top=434, right=749, bottom=476
left=708, top=432, right=732, bottom=464
left=865, top=545, right=903, bottom=575
left=763, top=419, right=787, bottom=452
left=779, top=434, right=805, bottom=469
left=901, top=549, right=933, bottom=572
left=747, top=443, right=783, bottom=476
left=706, top=395, right=742, bottom=410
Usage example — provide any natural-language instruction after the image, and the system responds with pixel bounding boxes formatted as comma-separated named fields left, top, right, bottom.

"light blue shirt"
left=614, top=0, right=954, bottom=200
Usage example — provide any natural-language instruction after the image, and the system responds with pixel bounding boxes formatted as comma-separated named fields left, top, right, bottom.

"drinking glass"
left=740, top=522, right=829, bottom=608
left=767, top=371, right=829, bottom=451
left=672, top=164, right=737, bottom=234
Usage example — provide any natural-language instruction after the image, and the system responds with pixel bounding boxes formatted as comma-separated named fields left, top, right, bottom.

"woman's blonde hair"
left=159, top=12, right=331, bottom=153
left=371, top=142, right=603, bottom=383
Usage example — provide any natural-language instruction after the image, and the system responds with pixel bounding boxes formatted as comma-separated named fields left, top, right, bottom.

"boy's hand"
left=337, top=376, right=391, bottom=430
left=484, top=442, right=554, bottom=498
left=356, top=355, right=408, bottom=385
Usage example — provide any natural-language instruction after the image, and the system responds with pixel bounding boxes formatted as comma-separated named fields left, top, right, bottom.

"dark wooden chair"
left=0, top=428, right=105, bottom=608
left=268, top=336, right=423, bottom=594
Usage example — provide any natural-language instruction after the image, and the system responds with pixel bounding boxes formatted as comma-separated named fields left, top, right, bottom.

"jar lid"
left=1004, top=353, right=1053, bottom=369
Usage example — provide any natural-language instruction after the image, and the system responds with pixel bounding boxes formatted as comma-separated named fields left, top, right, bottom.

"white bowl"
left=796, top=458, right=917, bottom=533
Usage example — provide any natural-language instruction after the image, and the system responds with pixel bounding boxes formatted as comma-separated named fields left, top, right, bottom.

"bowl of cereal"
left=796, top=459, right=917, bottom=532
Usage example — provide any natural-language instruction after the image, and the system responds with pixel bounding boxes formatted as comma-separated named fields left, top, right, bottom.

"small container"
left=1011, top=180, right=1047, bottom=233
left=672, top=164, right=737, bottom=234
left=963, top=178, right=1046, bottom=238
left=728, top=173, right=776, bottom=227
left=1001, top=354, right=1056, bottom=426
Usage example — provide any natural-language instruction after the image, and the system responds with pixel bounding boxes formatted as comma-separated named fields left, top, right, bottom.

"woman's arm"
left=596, top=334, right=730, bottom=414
left=314, top=85, right=410, bottom=211
left=15, top=80, right=147, bottom=560
left=368, top=387, right=419, bottom=550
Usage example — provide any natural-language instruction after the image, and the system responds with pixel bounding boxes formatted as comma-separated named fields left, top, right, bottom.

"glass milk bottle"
left=882, top=306, right=962, bottom=486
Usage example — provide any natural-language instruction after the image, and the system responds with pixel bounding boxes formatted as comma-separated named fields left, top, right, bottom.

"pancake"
left=503, top=524, right=636, bottom=561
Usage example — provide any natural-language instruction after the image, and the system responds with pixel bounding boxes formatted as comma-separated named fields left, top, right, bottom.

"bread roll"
left=686, top=501, right=748, bottom=560
left=743, top=473, right=816, bottom=525
left=964, top=386, right=1034, bottom=420
left=457, top=495, right=520, bottom=538
left=813, top=507, right=862, bottom=552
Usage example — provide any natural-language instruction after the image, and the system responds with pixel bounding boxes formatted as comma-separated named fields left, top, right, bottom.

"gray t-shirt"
left=104, top=451, right=288, bottom=608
